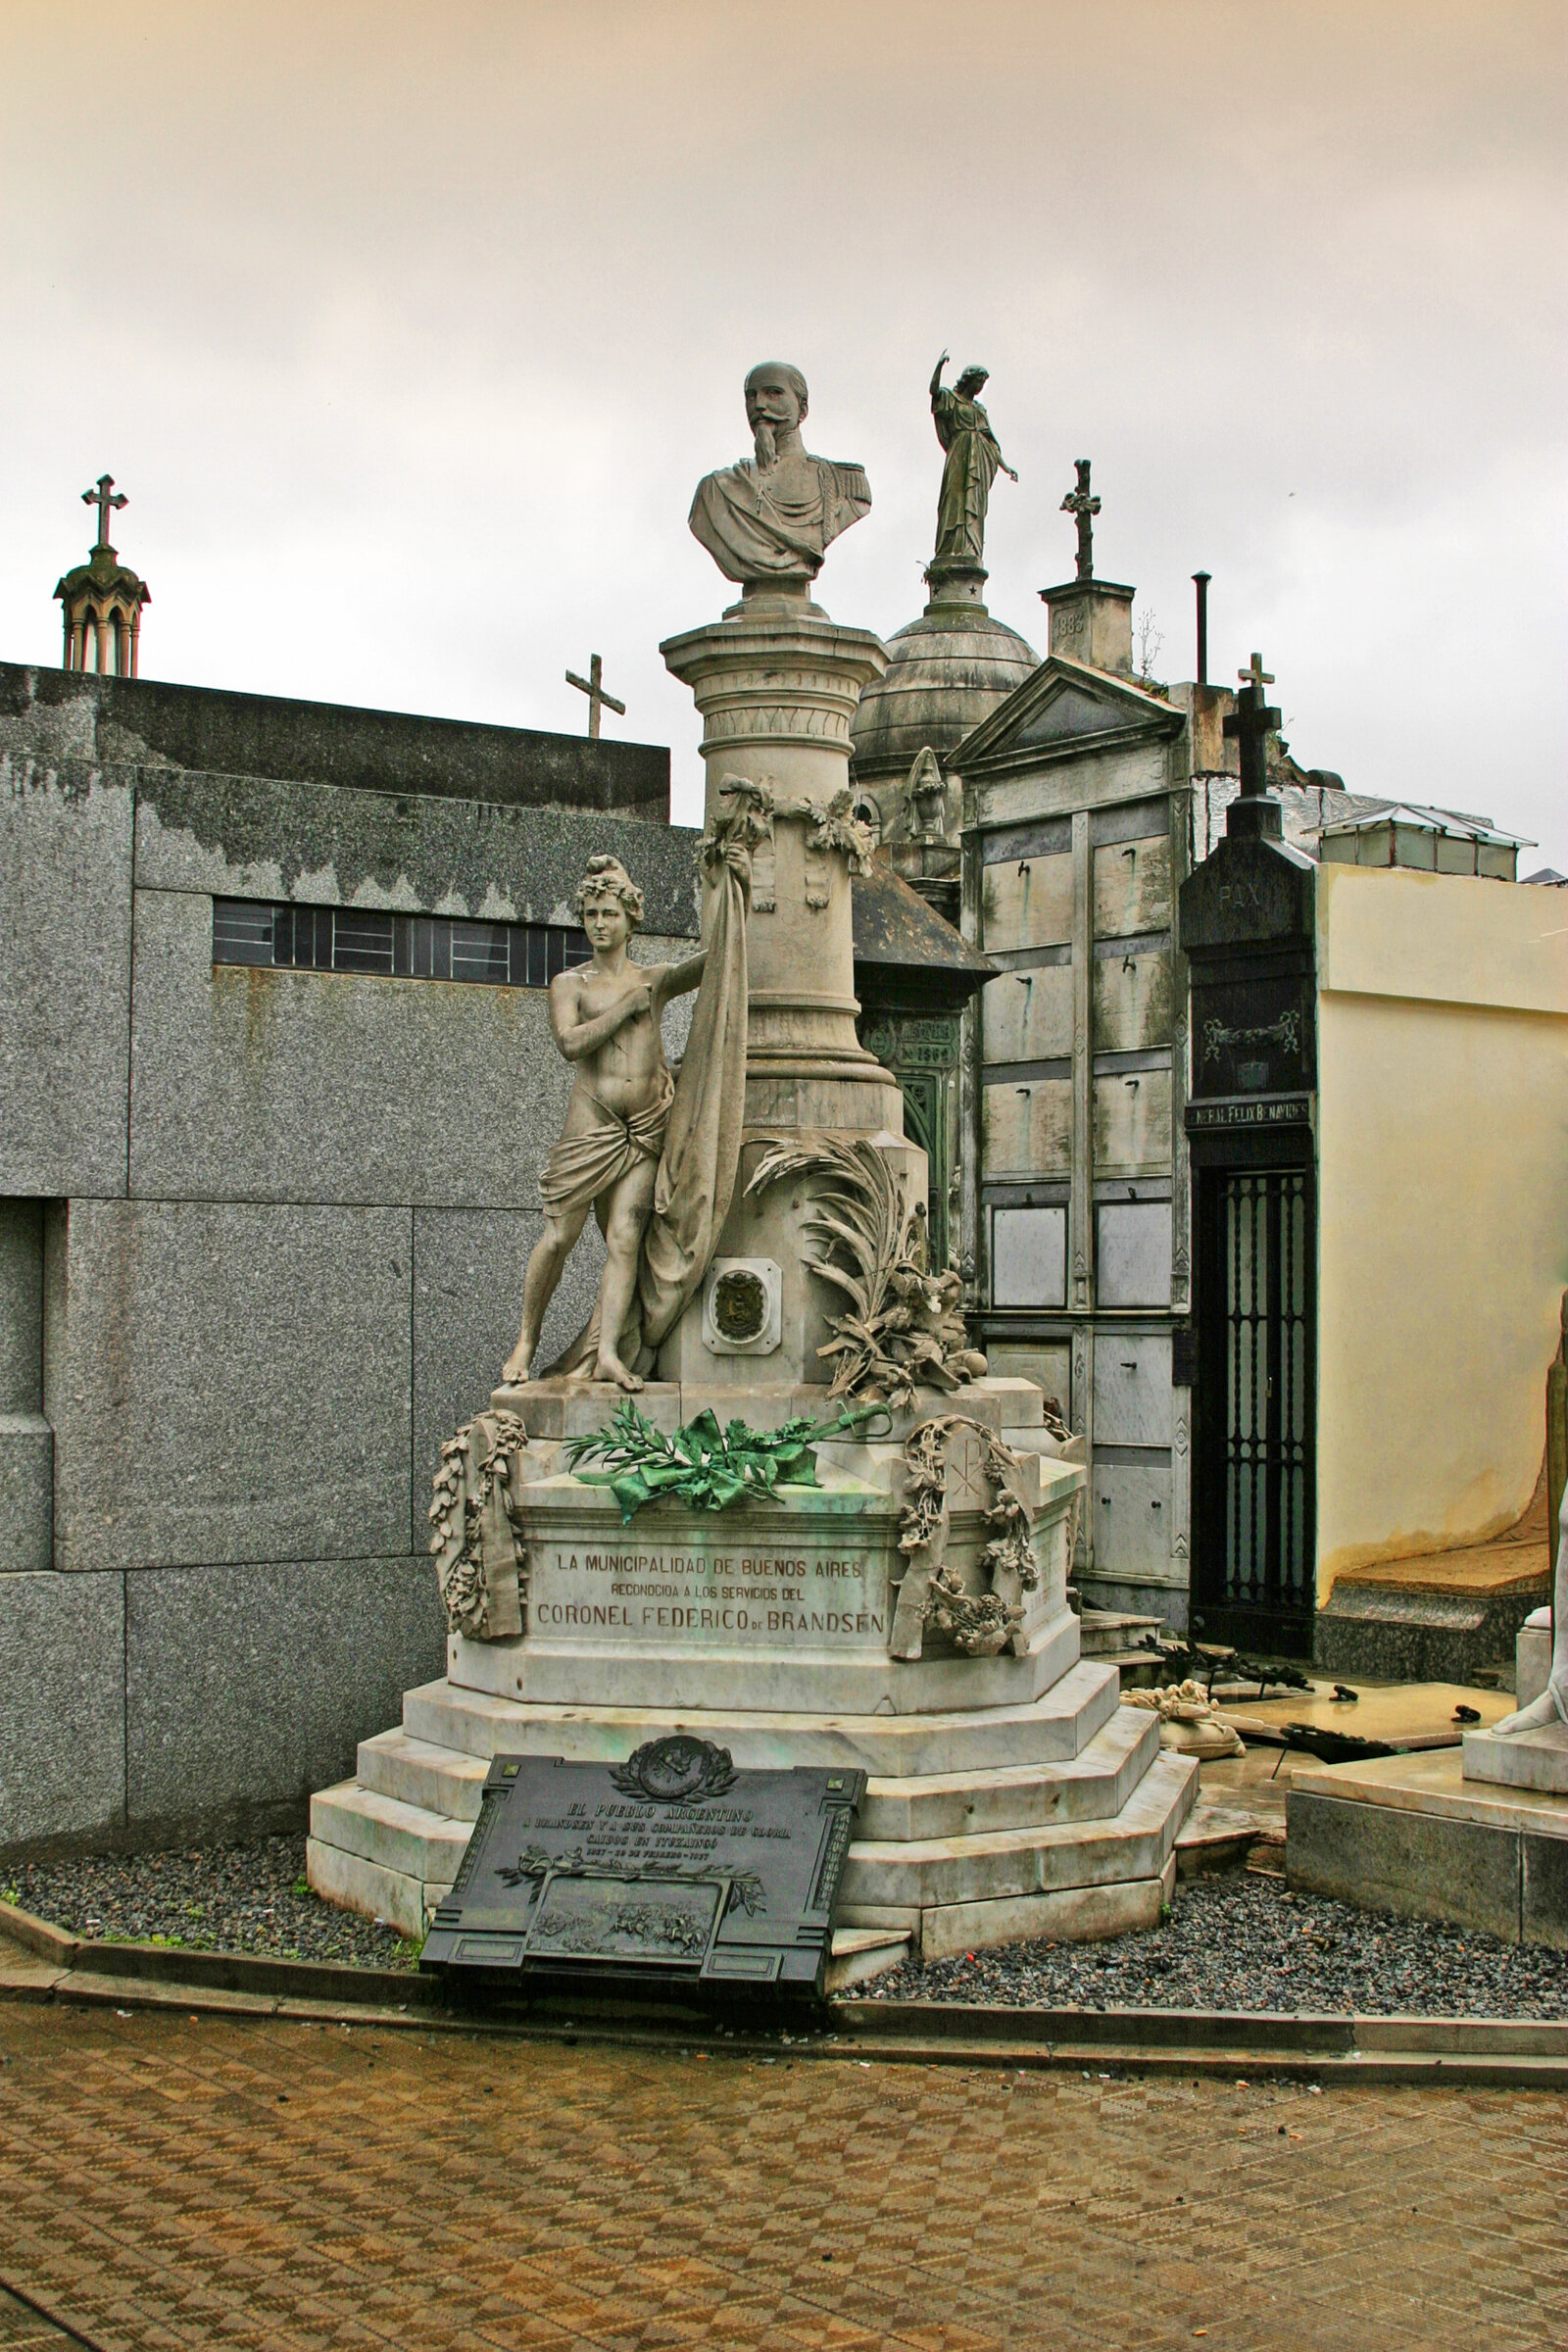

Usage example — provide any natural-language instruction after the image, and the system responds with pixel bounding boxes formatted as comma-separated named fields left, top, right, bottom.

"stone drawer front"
left=1093, top=1334, right=1174, bottom=1447
left=982, top=853, right=1073, bottom=952
left=1093, top=1068, right=1172, bottom=1176
left=1093, top=949, right=1174, bottom=1054
left=982, top=965, right=1073, bottom=1063
left=983, top=1077, right=1072, bottom=1176
left=1092, top=837, right=1171, bottom=937
left=1090, top=1460, right=1174, bottom=1579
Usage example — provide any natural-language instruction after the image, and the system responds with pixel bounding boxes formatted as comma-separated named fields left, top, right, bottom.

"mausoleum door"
left=1191, top=1163, right=1315, bottom=1656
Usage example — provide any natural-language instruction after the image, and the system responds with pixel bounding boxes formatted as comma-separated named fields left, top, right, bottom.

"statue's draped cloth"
left=690, top=457, right=870, bottom=583
left=545, top=855, right=749, bottom=1377
left=932, top=389, right=1001, bottom=565
left=537, top=1080, right=672, bottom=1220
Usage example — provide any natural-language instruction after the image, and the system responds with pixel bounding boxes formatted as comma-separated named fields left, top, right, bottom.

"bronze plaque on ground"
left=420, top=1735, right=865, bottom=1996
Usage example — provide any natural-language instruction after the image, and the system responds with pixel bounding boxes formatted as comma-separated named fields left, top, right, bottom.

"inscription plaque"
left=422, top=1735, right=866, bottom=1997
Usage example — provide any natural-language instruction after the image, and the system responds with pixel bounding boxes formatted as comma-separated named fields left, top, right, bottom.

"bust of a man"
left=689, top=361, right=870, bottom=588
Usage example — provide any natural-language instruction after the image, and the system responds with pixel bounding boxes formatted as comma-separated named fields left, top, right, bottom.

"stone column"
left=662, top=583, right=902, bottom=1137
left=660, top=584, right=926, bottom=1390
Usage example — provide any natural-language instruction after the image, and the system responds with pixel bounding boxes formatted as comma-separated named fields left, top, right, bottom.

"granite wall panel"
left=124, top=1556, right=445, bottom=1834
left=0, top=1570, right=124, bottom=1854
left=412, top=1206, right=605, bottom=1527
left=0, top=759, right=131, bottom=1197
left=127, top=890, right=696, bottom=1210
left=134, top=774, right=701, bottom=937
left=45, top=1199, right=413, bottom=1571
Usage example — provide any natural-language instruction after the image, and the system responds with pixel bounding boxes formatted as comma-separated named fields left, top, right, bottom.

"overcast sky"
left=5, top=2, right=1564, bottom=864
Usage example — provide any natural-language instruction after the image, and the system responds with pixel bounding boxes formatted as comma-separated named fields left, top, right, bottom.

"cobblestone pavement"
left=0, top=2004, right=1562, bottom=2351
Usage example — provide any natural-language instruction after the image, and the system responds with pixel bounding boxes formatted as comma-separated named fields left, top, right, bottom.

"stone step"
left=1077, top=1610, right=1165, bottom=1658
left=839, top=1750, right=1197, bottom=1912
left=356, top=1729, right=490, bottom=1823
left=357, top=1694, right=1155, bottom=1842
left=304, top=1836, right=453, bottom=1943
left=859, top=1705, right=1157, bottom=1840
left=309, top=1782, right=473, bottom=1887
left=400, top=1656, right=1121, bottom=1780
left=824, top=1927, right=910, bottom=1994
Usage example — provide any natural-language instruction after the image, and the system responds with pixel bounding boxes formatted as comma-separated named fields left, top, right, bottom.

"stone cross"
left=1223, top=656, right=1282, bottom=797
left=564, top=653, right=625, bottom=741
left=81, top=473, right=127, bottom=551
left=1060, top=460, right=1101, bottom=581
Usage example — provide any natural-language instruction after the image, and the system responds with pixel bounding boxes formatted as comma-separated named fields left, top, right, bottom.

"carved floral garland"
left=893, top=1415, right=1041, bottom=1660
left=428, top=1409, right=527, bottom=1639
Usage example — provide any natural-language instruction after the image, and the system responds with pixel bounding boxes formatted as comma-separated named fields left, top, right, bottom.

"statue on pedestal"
left=1489, top=1485, right=1568, bottom=1737
left=504, top=839, right=751, bottom=1391
left=689, top=362, right=870, bottom=587
left=929, top=353, right=1016, bottom=571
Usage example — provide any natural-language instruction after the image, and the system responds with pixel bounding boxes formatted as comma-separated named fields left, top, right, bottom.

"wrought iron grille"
left=213, top=900, right=591, bottom=988
left=1194, top=1165, right=1315, bottom=1645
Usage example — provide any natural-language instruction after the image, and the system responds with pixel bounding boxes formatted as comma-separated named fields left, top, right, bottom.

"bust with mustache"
left=689, top=362, right=870, bottom=592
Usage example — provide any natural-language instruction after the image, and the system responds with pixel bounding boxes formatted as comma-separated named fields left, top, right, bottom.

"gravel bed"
left=849, top=1870, right=1568, bottom=2020
left=5, top=1835, right=416, bottom=1972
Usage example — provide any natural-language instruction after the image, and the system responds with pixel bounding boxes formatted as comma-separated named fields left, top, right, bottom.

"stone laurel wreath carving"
left=562, top=1396, right=884, bottom=1523
left=890, top=1415, right=1040, bottom=1661
left=610, top=1735, right=739, bottom=1805
left=428, top=1410, right=527, bottom=1639
left=746, top=1138, right=987, bottom=1406
left=1201, top=1009, right=1300, bottom=1065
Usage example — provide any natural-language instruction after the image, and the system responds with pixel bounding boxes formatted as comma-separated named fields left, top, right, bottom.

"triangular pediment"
left=953, top=655, right=1182, bottom=771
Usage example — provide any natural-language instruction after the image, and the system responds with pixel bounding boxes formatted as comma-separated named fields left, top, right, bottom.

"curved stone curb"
left=4, top=1900, right=1562, bottom=2083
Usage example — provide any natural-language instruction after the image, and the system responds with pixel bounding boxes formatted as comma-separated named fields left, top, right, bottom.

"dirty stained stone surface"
left=8, top=1835, right=416, bottom=1971
left=852, top=1870, right=1568, bottom=2020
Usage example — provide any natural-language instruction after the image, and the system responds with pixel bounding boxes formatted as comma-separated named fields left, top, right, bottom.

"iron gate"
left=1192, top=1165, right=1315, bottom=1653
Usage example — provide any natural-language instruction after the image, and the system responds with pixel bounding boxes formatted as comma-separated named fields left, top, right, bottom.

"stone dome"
left=850, top=575, right=1038, bottom=788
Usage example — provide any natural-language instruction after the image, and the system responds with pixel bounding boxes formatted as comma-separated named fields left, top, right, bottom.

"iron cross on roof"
left=82, top=473, right=127, bottom=551
left=1223, top=651, right=1282, bottom=797
left=1060, top=459, right=1101, bottom=581
left=564, top=653, right=625, bottom=741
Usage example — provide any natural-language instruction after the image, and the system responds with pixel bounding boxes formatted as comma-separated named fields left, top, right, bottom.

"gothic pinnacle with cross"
left=565, top=653, right=625, bottom=742
left=82, top=473, right=128, bottom=552
left=1223, top=651, right=1282, bottom=798
left=1060, top=460, right=1101, bottom=582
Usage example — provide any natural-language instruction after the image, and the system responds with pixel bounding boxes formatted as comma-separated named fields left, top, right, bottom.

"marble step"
left=400, top=1656, right=1121, bottom=1780
left=309, top=1782, right=472, bottom=1888
left=838, top=1750, right=1198, bottom=1912
left=352, top=1701, right=1158, bottom=1843
left=312, top=1738, right=1193, bottom=1934
left=859, top=1706, right=1158, bottom=1840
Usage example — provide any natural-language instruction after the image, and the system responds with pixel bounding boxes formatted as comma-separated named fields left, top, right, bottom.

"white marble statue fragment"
left=504, top=840, right=750, bottom=1391
left=689, top=361, right=870, bottom=588
left=1491, top=1483, right=1567, bottom=1735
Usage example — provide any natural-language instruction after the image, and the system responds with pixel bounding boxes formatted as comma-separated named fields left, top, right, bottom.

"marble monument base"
left=1287, top=1746, right=1568, bottom=1949
left=310, top=1377, right=1195, bottom=1955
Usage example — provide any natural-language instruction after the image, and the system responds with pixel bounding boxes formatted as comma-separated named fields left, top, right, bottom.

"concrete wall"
left=1315, top=864, right=1568, bottom=1596
left=0, top=694, right=700, bottom=1857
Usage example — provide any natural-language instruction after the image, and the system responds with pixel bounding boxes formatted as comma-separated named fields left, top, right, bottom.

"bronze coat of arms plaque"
left=421, top=1737, right=866, bottom=1996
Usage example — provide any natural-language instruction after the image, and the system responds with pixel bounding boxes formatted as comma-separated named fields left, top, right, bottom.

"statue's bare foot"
left=501, top=1334, right=535, bottom=1385
left=1491, top=1681, right=1567, bottom=1738
left=596, top=1351, right=643, bottom=1393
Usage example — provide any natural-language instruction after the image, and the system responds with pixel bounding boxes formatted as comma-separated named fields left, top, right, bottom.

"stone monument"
left=1464, top=1484, right=1568, bottom=1792
left=308, top=364, right=1196, bottom=1969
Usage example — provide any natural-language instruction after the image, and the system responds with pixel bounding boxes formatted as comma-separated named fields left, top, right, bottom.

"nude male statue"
left=503, top=848, right=746, bottom=1391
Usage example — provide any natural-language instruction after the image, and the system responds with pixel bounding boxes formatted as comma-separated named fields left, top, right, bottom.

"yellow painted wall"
left=1315, top=865, right=1568, bottom=1597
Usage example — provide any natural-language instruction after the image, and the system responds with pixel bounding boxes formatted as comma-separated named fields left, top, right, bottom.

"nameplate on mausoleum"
left=421, top=1737, right=866, bottom=1995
